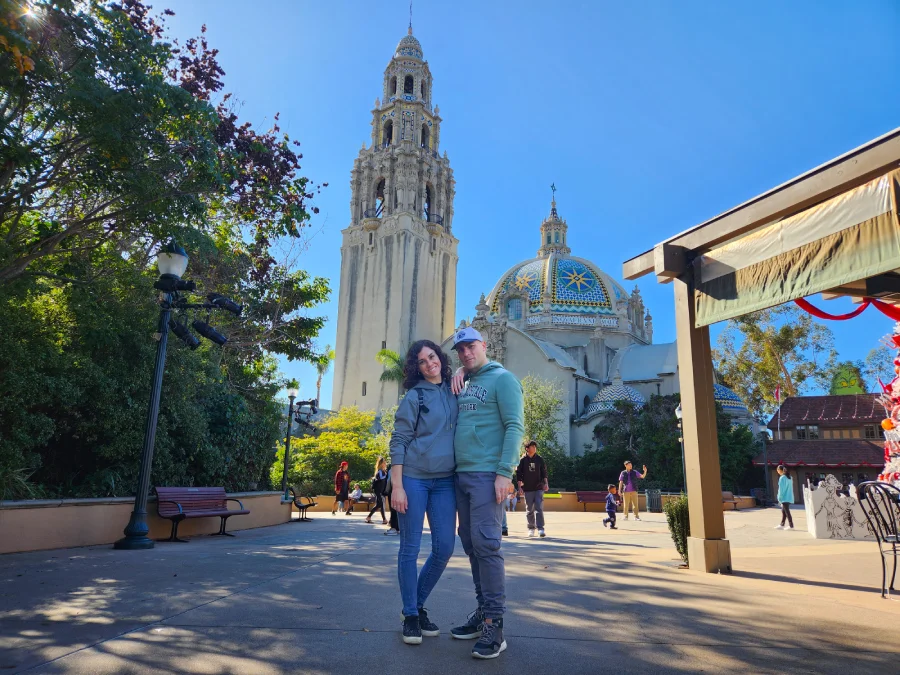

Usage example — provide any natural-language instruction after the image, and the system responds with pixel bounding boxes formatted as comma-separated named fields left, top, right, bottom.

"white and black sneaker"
left=418, top=607, right=440, bottom=637
left=472, top=618, right=507, bottom=659
left=402, top=615, right=422, bottom=645
left=450, top=607, right=485, bottom=640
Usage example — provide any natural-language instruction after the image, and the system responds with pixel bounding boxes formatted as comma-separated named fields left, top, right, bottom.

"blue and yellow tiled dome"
left=584, top=381, right=646, bottom=416
left=488, top=255, right=626, bottom=316
left=396, top=32, right=423, bottom=59
left=714, top=383, right=749, bottom=415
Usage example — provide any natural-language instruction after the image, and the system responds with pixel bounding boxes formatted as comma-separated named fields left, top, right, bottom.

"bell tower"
left=332, top=27, right=459, bottom=412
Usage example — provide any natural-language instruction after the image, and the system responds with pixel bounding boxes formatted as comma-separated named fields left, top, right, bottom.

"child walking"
left=775, top=465, right=794, bottom=530
left=603, top=484, right=620, bottom=529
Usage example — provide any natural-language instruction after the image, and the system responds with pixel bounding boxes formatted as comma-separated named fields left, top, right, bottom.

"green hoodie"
left=455, top=361, right=525, bottom=479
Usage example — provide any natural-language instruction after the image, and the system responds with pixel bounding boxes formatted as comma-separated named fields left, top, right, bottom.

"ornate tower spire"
left=537, top=184, right=571, bottom=257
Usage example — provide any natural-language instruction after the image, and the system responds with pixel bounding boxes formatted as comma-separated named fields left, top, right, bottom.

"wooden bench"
left=347, top=493, right=376, bottom=513
left=576, top=491, right=610, bottom=512
left=155, top=487, right=249, bottom=542
left=722, top=491, right=740, bottom=511
left=289, top=487, right=317, bottom=522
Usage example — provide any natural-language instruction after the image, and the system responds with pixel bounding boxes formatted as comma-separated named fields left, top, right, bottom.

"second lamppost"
left=675, top=403, right=687, bottom=494
left=281, top=386, right=298, bottom=500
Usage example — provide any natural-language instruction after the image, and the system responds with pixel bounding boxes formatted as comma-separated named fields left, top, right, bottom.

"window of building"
left=362, top=382, right=367, bottom=397
left=795, top=424, right=819, bottom=440
left=404, top=75, right=414, bottom=94
left=381, top=341, right=386, bottom=350
left=546, top=234, right=551, bottom=245
left=373, top=178, right=386, bottom=217
left=421, top=79, right=426, bottom=99
left=368, top=232, right=374, bottom=246
left=841, top=473, right=854, bottom=486
left=390, top=75, right=397, bottom=95
left=431, top=237, right=436, bottom=252
left=795, top=425, right=806, bottom=440
left=858, top=472, right=868, bottom=483
left=554, top=231, right=560, bottom=243
left=382, top=119, right=393, bottom=147
left=507, top=298, right=523, bottom=321
left=583, top=394, right=591, bottom=411
left=423, top=184, right=433, bottom=220
left=421, top=123, right=430, bottom=149
left=864, top=424, right=884, bottom=439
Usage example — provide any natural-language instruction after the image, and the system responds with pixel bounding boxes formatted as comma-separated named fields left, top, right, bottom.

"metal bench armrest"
left=226, top=498, right=245, bottom=510
left=157, top=500, right=184, bottom=515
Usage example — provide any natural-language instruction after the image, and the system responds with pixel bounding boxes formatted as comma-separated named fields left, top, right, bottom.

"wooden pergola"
left=623, top=128, right=900, bottom=572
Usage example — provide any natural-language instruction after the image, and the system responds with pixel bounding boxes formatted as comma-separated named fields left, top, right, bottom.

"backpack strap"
left=413, top=388, right=425, bottom=433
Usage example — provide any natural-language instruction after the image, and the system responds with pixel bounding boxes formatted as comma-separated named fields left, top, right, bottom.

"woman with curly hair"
left=389, top=339, right=457, bottom=645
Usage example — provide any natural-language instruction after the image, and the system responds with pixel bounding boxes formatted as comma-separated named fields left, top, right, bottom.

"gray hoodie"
left=389, top=380, right=457, bottom=479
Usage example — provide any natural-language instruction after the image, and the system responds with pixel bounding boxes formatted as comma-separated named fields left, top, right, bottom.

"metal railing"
left=363, top=206, right=383, bottom=218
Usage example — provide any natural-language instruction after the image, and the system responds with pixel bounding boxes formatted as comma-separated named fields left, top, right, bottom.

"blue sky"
left=164, top=1, right=900, bottom=407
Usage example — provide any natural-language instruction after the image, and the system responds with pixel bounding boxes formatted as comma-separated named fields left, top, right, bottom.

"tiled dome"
left=584, top=381, right=646, bottom=416
left=488, top=255, right=626, bottom=316
left=714, top=383, right=749, bottom=415
left=396, top=32, right=423, bottom=59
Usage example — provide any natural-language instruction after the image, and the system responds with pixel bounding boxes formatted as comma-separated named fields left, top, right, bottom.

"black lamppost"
left=281, top=386, right=298, bottom=500
left=675, top=403, right=687, bottom=494
left=115, top=242, right=190, bottom=550
left=115, top=243, right=241, bottom=550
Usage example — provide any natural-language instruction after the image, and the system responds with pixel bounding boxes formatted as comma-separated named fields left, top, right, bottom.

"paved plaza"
left=1, top=507, right=898, bottom=674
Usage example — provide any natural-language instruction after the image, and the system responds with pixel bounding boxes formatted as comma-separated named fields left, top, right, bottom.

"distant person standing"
left=332, top=461, right=350, bottom=515
left=618, top=460, right=647, bottom=520
left=366, top=457, right=388, bottom=525
left=603, top=485, right=620, bottom=529
left=775, top=465, right=795, bottom=530
left=516, top=440, right=548, bottom=538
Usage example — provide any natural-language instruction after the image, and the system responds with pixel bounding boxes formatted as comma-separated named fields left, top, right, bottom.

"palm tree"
left=376, top=348, right=405, bottom=384
left=315, top=346, right=335, bottom=404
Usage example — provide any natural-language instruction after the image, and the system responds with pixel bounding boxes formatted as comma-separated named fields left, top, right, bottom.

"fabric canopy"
left=694, top=169, right=900, bottom=327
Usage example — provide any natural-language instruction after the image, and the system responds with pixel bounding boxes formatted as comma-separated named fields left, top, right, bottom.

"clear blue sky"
left=164, top=1, right=900, bottom=408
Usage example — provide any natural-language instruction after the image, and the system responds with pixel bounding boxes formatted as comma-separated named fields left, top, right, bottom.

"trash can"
left=646, top=489, right=662, bottom=513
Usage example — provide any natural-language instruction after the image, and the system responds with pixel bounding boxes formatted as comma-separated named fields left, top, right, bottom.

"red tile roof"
left=752, top=439, right=884, bottom=468
left=766, top=394, right=883, bottom=430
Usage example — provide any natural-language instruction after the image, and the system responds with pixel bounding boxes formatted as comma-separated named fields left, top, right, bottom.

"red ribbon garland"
left=794, top=297, right=900, bottom=322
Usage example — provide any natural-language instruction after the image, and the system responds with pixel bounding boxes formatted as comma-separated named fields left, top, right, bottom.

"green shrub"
left=663, top=494, right=690, bottom=565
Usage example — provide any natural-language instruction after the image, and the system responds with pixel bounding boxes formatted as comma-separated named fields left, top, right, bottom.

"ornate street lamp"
left=675, top=403, right=687, bottom=494
left=115, top=242, right=242, bottom=550
left=281, top=386, right=299, bottom=501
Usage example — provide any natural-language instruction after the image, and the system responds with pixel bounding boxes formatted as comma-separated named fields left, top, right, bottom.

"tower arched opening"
left=382, top=119, right=393, bottom=147
left=404, top=75, right=414, bottom=94
left=389, top=75, right=397, bottom=95
left=421, top=123, right=430, bottom=149
left=373, top=178, right=386, bottom=218
left=423, top=183, right=433, bottom=221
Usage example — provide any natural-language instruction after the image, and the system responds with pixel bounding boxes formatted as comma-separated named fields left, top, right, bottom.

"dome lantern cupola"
left=538, top=185, right=571, bottom=257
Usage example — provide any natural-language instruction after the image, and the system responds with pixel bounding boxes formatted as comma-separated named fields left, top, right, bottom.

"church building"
left=332, top=28, right=755, bottom=452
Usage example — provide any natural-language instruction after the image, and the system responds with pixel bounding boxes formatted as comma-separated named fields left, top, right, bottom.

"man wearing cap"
left=618, top=460, right=648, bottom=521
left=448, top=327, right=524, bottom=660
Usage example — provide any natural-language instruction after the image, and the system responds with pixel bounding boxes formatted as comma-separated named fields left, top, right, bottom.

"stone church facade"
left=332, top=29, right=459, bottom=411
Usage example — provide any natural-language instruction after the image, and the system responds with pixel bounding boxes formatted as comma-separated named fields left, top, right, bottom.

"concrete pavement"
left=1, top=506, right=898, bottom=674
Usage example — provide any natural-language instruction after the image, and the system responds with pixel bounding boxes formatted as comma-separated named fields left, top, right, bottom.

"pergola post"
left=674, top=277, right=732, bottom=573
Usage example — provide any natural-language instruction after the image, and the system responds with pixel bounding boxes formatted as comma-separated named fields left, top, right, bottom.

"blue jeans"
left=397, top=475, right=457, bottom=617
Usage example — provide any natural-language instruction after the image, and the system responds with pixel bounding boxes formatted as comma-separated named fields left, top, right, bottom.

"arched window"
left=421, top=123, right=430, bottom=149
left=368, top=232, right=374, bottom=246
left=389, top=76, right=397, bottom=95
left=404, top=75, right=414, bottom=94
left=421, top=79, right=426, bottom=99
left=382, top=119, right=393, bottom=147
left=362, top=382, right=367, bottom=397
left=546, top=234, right=551, bottom=245
left=583, top=395, right=591, bottom=411
left=373, top=178, right=386, bottom=218
left=507, top=298, right=523, bottom=321
left=423, top=184, right=433, bottom=220
left=554, top=232, right=560, bottom=243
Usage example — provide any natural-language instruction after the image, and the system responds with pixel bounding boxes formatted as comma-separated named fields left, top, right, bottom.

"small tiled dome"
left=714, top=383, right=749, bottom=415
left=584, top=380, right=646, bottom=416
left=396, top=32, right=423, bottom=59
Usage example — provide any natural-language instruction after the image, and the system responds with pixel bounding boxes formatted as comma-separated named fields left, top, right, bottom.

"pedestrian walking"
left=449, top=327, right=524, bottom=660
left=618, top=460, right=647, bottom=520
left=603, top=484, right=620, bottom=529
left=516, top=440, right=548, bottom=538
left=366, top=457, right=389, bottom=524
left=383, top=463, right=400, bottom=535
left=331, top=461, right=350, bottom=515
left=389, top=340, right=458, bottom=645
left=775, top=465, right=795, bottom=530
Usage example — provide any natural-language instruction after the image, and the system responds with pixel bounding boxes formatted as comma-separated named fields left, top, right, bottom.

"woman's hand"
left=450, top=367, right=466, bottom=395
left=391, top=488, right=408, bottom=514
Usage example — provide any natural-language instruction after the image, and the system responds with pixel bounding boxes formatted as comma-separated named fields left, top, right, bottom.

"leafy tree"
left=864, top=344, right=894, bottom=390
left=713, top=304, right=837, bottom=419
left=376, top=348, right=404, bottom=383
left=315, top=345, right=335, bottom=404
left=521, top=374, right=569, bottom=485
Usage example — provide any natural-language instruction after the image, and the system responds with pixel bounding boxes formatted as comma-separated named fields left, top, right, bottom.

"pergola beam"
left=624, top=127, right=900, bottom=280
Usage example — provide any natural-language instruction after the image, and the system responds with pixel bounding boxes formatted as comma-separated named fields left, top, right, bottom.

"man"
left=449, top=326, right=524, bottom=660
left=516, top=440, right=548, bottom=538
left=618, top=460, right=648, bottom=520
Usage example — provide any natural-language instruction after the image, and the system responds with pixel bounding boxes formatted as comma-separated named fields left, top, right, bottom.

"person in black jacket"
left=366, top=457, right=388, bottom=524
left=516, top=440, right=548, bottom=538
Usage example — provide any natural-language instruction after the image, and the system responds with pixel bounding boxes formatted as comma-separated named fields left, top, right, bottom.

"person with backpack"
left=366, top=457, right=389, bottom=525
left=389, top=340, right=458, bottom=645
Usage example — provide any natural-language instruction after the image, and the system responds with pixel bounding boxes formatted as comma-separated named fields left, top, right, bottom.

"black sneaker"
left=402, top=615, right=422, bottom=645
left=417, top=607, right=440, bottom=637
left=450, top=607, right=484, bottom=640
left=502, top=527, right=509, bottom=536
left=472, top=618, right=506, bottom=659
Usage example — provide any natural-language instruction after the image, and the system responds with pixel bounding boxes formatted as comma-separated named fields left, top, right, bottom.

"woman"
left=775, top=464, right=794, bottom=530
left=332, top=461, right=350, bottom=515
left=366, top=457, right=389, bottom=525
left=389, top=339, right=457, bottom=645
